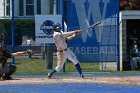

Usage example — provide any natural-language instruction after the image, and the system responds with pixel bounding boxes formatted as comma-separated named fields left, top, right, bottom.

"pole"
left=3, top=0, right=5, bottom=17
left=117, top=0, right=120, bottom=71
left=44, top=0, right=57, bottom=71
left=61, top=0, right=66, bottom=72
left=45, top=45, right=53, bottom=70
left=57, top=0, right=60, bottom=14
left=53, top=0, right=57, bottom=15
left=11, top=0, right=15, bottom=64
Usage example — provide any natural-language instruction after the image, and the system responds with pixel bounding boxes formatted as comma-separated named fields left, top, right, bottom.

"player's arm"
left=66, top=30, right=82, bottom=41
left=12, top=50, right=33, bottom=56
left=66, top=34, right=76, bottom=41
left=62, top=31, right=75, bottom=37
left=62, top=30, right=82, bottom=37
left=12, top=51, right=27, bottom=56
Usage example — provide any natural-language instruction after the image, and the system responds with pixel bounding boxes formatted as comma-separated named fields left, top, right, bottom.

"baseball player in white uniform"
left=47, top=23, right=84, bottom=78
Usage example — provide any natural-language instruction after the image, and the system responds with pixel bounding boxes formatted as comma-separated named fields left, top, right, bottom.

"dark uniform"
left=0, top=32, right=4, bottom=47
left=0, top=32, right=16, bottom=80
left=0, top=47, right=16, bottom=80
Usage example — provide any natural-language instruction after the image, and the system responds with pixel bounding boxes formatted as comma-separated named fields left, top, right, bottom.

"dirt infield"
left=0, top=76, right=140, bottom=86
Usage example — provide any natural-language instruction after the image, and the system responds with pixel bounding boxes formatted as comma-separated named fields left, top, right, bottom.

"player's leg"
left=67, top=48, right=84, bottom=78
left=48, top=51, right=67, bottom=78
left=75, top=63, right=84, bottom=78
left=130, top=57, right=138, bottom=70
left=130, top=57, right=135, bottom=70
left=47, top=69, right=56, bottom=79
left=135, top=57, right=140, bottom=69
left=2, top=64, right=16, bottom=80
left=0, top=65, right=3, bottom=80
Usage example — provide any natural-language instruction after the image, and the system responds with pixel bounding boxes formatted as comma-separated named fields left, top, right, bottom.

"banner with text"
left=67, top=0, right=119, bottom=62
left=35, top=15, right=62, bottom=46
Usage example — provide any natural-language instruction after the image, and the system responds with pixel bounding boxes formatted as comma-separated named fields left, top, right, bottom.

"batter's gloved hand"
left=75, top=30, right=83, bottom=36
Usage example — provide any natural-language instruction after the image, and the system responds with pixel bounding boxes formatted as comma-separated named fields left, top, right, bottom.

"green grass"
left=14, top=58, right=100, bottom=75
left=13, top=58, right=140, bottom=75
left=15, top=59, right=47, bottom=75
left=111, top=71, right=140, bottom=74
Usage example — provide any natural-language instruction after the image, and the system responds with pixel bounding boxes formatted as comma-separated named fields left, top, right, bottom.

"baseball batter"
left=47, top=23, right=84, bottom=78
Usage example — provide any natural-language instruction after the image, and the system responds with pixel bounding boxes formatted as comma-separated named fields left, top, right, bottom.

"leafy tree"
left=120, top=0, right=140, bottom=10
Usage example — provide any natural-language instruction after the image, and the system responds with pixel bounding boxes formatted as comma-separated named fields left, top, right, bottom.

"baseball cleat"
left=47, top=73, right=51, bottom=79
left=1, top=76, right=13, bottom=80
left=80, top=74, right=84, bottom=79
left=0, top=77, right=5, bottom=81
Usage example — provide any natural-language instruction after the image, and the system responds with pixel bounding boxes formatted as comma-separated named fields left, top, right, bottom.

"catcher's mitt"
left=26, top=49, right=34, bottom=56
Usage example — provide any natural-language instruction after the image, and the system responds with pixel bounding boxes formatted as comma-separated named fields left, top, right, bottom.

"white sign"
left=35, top=15, right=62, bottom=46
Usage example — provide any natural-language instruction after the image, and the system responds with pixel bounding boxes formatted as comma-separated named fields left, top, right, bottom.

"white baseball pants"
left=55, top=48, right=79, bottom=72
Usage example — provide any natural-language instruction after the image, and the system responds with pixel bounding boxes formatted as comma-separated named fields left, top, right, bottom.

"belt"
left=57, top=48, right=67, bottom=52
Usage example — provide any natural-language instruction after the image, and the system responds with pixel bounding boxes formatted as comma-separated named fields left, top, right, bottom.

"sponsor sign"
left=35, top=15, right=62, bottom=46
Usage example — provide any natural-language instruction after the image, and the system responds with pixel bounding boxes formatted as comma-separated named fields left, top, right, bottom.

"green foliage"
left=120, top=0, right=140, bottom=10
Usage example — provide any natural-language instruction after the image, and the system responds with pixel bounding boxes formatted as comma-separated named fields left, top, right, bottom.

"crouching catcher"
left=0, top=47, right=32, bottom=80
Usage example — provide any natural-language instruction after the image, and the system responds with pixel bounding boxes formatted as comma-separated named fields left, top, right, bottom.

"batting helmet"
left=54, top=23, right=61, bottom=30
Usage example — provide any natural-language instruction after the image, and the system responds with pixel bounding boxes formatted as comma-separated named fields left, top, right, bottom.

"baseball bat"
left=82, top=21, right=101, bottom=31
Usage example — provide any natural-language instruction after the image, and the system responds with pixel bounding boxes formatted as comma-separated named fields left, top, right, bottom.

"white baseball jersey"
left=53, top=30, right=75, bottom=51
left=53, top=30, right=79, bottom=72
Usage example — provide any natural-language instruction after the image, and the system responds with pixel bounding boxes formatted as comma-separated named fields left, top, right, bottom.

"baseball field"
left=0, top=57, right=140, bottom=92
left=0, top=53, right=139, bottom=93
left=0, top=73, right=140, bottom=93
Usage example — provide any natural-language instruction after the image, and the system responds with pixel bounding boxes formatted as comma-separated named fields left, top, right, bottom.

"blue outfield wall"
left=66, top=0, right=119, bottom=62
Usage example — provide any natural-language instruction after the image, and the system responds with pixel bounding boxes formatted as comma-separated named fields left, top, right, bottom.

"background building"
left=0, top=0, right=54, bottom=18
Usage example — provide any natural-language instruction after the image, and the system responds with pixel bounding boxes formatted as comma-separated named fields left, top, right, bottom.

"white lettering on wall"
left=69, top=46, right=115, bottom=55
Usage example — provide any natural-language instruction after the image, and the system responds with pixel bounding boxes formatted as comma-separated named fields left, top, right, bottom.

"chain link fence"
left=0, top=20, right=101, bottom=76
left=0, top=0, right=122, bottom=77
